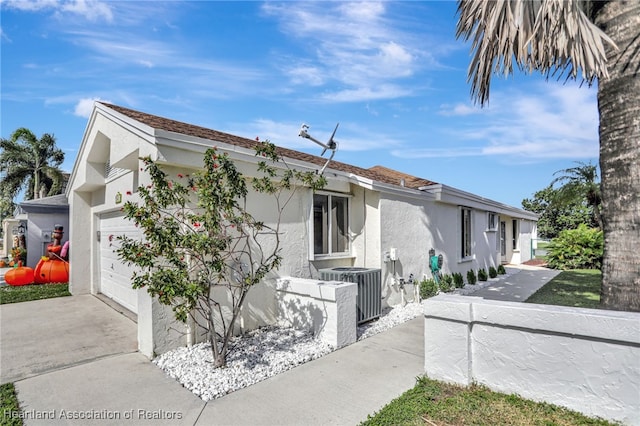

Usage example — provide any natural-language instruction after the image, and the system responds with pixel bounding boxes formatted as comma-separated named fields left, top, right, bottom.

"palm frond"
left=0, top=128, right=66, bottom=201
left=456, top=0, right=616, bottom=105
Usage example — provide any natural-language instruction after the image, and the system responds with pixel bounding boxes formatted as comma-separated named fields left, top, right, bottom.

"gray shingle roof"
left=20, top=194, right=68, bottom=207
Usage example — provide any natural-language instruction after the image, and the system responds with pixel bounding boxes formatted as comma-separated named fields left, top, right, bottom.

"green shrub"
left=478, top=268, right=488, bottom=281
left=497, top=265, right=506, bottom=275
left=546, top=224, right=603, bottom=270
left=439, top=274, right=453, bottom=293
left=420, top=278, right=438, bottom=299
left=452, top=272, right=465, bottom=288
left=466, top=269, right=477, bottom=285
left=1, top=383, right=21, bottom=426
left=489, top=266, right=498, bottom=278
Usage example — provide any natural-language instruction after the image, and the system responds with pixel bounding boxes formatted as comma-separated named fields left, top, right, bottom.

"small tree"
left=116, top=143, right=325, bottom=368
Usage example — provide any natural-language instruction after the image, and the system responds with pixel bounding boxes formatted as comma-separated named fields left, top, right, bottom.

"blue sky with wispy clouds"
left=1, top=0, right=599, bottom=207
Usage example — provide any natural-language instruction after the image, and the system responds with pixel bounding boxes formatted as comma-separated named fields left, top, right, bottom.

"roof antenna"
left=298, top=123, right=339, bottom=175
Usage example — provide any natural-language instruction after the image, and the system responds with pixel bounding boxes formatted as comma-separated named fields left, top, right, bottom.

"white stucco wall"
left=424, top=295, right=640, bottom=425
left=26, top=213, right=69, bottom=268
left=377, top=194, right=523, bottom=305
left=275, top=277, right=357, bottom=348
left=23, top=212, right=69, bottom=268
left=518, top=219, right=535, bottom=263
left=378, top=193, right=436, bottom=306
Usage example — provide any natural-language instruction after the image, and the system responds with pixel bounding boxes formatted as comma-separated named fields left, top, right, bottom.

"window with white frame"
left=313, top=193, right=349, bottom=256
left=461, top=207, right=472, bottom=259
left=487, top=212, right=497, bottom=231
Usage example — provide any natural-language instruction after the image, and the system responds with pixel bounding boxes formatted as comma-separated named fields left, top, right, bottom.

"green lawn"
left=0, top=283, right=70, bottom=305
left=1, top=383, right=22, bottom=426
left=362, top=376, right=614, bottom=426
left=525, top=269, right=602, bottom=309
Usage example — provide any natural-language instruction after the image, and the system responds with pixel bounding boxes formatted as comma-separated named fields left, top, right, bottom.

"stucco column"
left=69, top=191, right=92, bottom=295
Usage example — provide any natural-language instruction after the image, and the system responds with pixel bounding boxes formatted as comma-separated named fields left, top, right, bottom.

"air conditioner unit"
left=319, top=267, right=382, bottom=324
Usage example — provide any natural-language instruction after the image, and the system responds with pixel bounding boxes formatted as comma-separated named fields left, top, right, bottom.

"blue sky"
left=1, top=0, right=600, bottom=207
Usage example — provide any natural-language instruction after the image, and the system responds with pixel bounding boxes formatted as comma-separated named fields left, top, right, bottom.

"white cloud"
left=392, top=147, right=482, bottom=159
left=229, top=119, right=308, bottom=150
left=481, top=139, right=593, bottom=158
left=74, top=97, right=110, bottom=118
left=3, top=0, right=59, bottom=12
left=137, top=59, right=154, bottom=68
left=4, top=0, right=113, bottom=22
left=59, top=0, right=113, bottom=22
left=377, top=42, right=413, bottom=77
left=322, top=85, right=412, bottom=102
left=66, top=30, right=170, bottom=68
left=229, top=119, right=401, bottom=153
left=439, top=103, right=484, bottom=116
left=263, top=2, right=429, bottom=101
left=338, top=2, right=385, bottom=22
left=287, top=66, right=325, bottom=86
left=396, top=82, right=599, bottom=161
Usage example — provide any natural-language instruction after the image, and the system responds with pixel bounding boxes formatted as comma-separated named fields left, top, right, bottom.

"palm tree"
left=0, top=128, right=66, bottom=202
left=456, top=1, right=640, bottom=312
left=551, top=161, right=602, bottom=229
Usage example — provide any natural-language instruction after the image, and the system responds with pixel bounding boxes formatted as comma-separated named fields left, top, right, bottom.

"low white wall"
left=276, top=277, right=357, bottom=349
left=423, top=295, right=640, bottom=425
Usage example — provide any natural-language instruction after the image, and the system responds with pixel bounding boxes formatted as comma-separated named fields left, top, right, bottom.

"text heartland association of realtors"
left=2, top=408, right=183, bottom=421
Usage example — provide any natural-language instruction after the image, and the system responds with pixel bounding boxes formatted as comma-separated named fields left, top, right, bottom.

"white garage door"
left=99, top=211, right=139, bottom=314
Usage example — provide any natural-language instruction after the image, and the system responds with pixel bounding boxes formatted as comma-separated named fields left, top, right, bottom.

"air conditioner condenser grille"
left=319, top=267, right=382, bottom=324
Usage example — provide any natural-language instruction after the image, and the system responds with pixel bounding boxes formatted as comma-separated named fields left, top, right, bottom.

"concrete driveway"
left=0, top=294, right=137, bottom=383
left=2, top=294, right=206, bottom=426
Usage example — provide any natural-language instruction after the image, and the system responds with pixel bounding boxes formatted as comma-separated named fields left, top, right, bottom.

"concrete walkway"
left=1, top=265, right=557, bottom=425
left=465, top=264, right=561, bottom=302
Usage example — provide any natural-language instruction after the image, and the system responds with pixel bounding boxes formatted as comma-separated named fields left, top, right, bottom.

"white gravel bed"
left=153, top=302, right=423, bottom=401
left=357, top=302, right=423, bottom=340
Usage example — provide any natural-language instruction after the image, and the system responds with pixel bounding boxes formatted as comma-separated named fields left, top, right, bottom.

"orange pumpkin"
left=5, top=267, right=35, bottom=286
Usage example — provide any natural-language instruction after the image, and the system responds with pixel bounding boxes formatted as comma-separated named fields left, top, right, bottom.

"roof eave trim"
left=421, top=184, right=538, bottom=220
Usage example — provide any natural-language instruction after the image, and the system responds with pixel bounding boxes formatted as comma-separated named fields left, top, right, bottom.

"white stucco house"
left=67, top=102, right=538, bottom=357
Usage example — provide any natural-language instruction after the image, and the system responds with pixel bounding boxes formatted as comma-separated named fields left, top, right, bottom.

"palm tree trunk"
left=596, top=1, right=640, bottom=311
left=33, top=170, right=40, bottom=199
